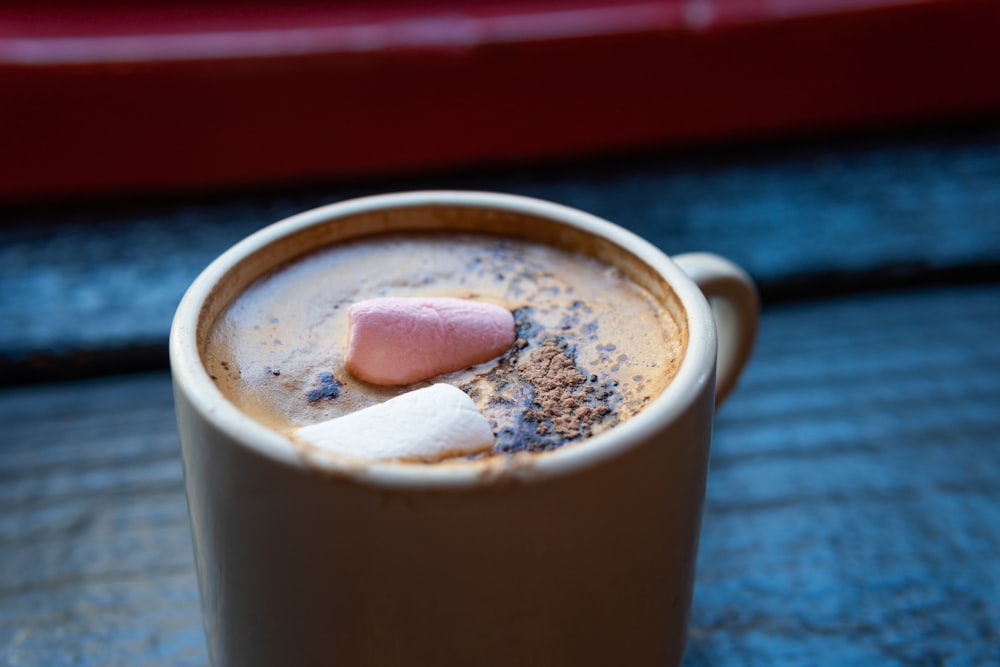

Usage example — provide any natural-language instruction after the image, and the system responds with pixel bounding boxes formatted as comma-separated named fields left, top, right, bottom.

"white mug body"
left=171, top=191, right=755, bottom=666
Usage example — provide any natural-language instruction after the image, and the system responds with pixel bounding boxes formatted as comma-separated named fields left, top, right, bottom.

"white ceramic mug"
left=171, top=191, right=758, bottom=666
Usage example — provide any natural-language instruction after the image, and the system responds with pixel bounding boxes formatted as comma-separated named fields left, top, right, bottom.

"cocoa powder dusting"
left=465, top=307, right=621, bottom=454
left=520, top=339, right=599, bottom=438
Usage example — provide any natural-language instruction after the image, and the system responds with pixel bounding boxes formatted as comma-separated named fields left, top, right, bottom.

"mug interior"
left=170, top=191, right=717, bottom=488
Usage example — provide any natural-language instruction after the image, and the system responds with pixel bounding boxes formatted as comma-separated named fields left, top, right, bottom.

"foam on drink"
left=202, top=232, right=684, bottom=461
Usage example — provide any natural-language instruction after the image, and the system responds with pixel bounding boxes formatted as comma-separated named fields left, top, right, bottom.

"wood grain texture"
left=1, top=286, right=998, bottom=666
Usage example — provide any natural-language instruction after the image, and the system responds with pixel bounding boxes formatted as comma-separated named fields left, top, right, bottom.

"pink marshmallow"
left=346, top=297, right=516, bottom=385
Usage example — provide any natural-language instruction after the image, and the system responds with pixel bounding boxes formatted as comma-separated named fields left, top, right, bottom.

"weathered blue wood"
left=2, top=127, right=999, bottom=366
left=1, top=286, right=998, bottom=666
left=688, top=286, right=1000, bottom=666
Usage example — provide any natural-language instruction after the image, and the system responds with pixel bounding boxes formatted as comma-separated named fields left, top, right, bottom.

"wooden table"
left=2, top=124, right=999, bottom=665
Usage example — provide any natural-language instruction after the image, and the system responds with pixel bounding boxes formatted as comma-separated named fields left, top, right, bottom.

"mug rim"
left=169, top=190, right=717, bottom=489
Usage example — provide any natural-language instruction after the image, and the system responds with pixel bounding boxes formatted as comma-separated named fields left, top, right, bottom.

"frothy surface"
left=203, top=233, right=684, bottom=458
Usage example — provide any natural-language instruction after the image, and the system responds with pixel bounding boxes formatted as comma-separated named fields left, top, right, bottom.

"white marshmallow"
left=296, top=384, right=495, bottom=460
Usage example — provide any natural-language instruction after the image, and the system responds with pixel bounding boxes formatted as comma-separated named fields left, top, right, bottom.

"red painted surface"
left=2, top=0, right=999, bottom=200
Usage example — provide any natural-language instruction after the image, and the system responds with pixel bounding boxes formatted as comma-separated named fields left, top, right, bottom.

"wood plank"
left=3, top=0, right=999, bottom=200
left=689, top=286, right=1000, bottom=666
left=3, top=125, right=1000, bottom=381
left=1, top=285, right=998, bottom=665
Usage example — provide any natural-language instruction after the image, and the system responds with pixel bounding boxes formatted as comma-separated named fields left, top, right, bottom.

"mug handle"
left=673, top=253, right=760, bottom=407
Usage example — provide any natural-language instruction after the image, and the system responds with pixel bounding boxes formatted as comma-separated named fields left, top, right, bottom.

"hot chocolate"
left=202, top=230, right=686, bottom=459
